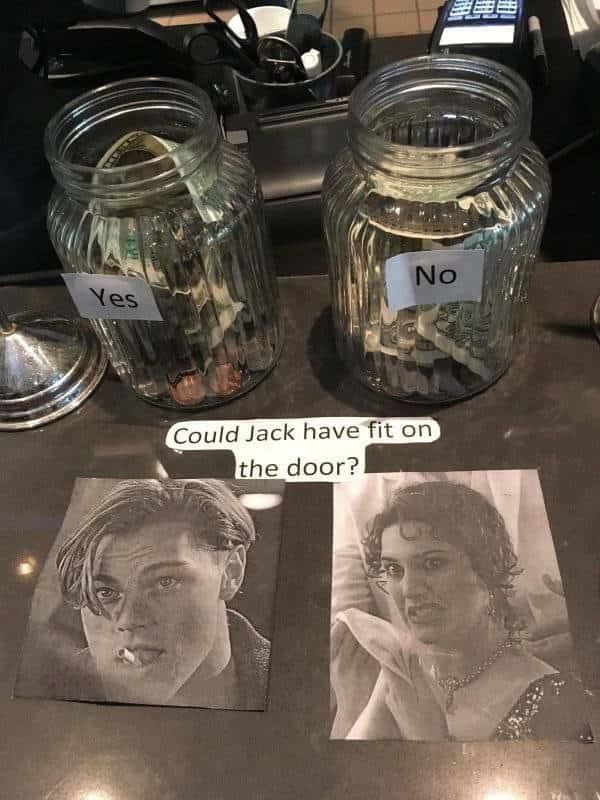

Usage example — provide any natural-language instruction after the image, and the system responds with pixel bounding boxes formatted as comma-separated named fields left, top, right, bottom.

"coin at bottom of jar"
left=209, top=363, right=243, bottom=396
left=168, top=371, right=207, bottom=406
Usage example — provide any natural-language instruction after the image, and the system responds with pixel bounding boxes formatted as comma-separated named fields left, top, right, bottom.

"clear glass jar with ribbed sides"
left=46, top=78, right=282, bottom=409
left=322, top=56, right=550, bottom=403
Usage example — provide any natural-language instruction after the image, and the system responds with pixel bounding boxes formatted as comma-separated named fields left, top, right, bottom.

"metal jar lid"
left=0, top=310, right=107, bottom=430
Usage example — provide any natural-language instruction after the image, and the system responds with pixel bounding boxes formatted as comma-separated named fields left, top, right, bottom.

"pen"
left=528, top=16, right=550, bottom=89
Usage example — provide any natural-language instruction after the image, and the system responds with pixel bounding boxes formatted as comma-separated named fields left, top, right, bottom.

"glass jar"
left=45, top=78, right=282, bottom=409
left=322, top=56, right=550, bottom=403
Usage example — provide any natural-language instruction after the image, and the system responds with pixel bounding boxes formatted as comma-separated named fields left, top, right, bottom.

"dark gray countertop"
left=1, top=261, right=599, bottom=799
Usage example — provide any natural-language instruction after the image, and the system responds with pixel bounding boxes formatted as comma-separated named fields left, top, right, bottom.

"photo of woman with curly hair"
left=330, top=471, right=592, bottom=742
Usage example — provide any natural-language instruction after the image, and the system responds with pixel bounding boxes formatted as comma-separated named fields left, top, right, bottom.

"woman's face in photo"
left=380, top=521, right=490, bottom=651
left=80, top=514, right=227, bottom=704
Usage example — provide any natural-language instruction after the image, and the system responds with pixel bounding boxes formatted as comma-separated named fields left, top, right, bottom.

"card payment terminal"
left=430, top=0, right=527, bottom=71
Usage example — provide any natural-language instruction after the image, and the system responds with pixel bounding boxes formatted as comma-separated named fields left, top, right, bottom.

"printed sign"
left=62, top=273, right=163, bottom=321
left=166, top=417, right=441, bottom=482
left=385, top=249, right=485, bottom=312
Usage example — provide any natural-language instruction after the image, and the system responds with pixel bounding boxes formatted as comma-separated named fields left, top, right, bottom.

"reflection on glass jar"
left=323, top=56, right=550, bottom=403
left=45, top=78, right=282, bottom=410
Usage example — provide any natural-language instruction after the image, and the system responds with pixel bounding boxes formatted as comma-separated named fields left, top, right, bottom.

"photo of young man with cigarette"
left=15, top=479, right=282, bottom=710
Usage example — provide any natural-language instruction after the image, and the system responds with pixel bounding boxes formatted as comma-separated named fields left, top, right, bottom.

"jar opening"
left=349, top=55, right=532, bottom=181
left=45, top=77, right=220, bottom=201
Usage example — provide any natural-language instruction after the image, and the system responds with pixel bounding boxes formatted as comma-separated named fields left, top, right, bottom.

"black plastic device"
left=430, top=0, right=527, bottom=72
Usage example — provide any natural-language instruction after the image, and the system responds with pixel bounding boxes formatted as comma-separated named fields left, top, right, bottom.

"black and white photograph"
left=15, top=478, right=284, bottom=710
left=330, top=471, right=593, bottom=742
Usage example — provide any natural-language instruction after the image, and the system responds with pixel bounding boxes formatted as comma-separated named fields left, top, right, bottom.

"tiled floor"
left=153, top=1, right=440, bottom=39
left=151, top=8, right=234, bottom=26
left=330, top=0, right=439, bottom=38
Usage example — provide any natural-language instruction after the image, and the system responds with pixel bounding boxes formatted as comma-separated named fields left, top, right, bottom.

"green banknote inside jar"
left=322, top=55, right=550, bottom=403
left=45, top=78, right=282, bottom=409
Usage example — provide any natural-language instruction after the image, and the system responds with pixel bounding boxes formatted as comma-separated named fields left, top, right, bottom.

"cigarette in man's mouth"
left=118, top=647, right=136, bottom=665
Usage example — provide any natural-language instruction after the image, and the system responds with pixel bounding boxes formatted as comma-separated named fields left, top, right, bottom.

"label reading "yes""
left=62, top=273, right=164, bottom=321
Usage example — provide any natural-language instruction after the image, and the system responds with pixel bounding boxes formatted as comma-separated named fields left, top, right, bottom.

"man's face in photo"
left=80, top=513, right=234, bottom=704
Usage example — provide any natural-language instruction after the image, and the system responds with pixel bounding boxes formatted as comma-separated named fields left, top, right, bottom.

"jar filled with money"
left=45, top=78, right=282, bottom=409
left=322, top=56, right=550, bottom=402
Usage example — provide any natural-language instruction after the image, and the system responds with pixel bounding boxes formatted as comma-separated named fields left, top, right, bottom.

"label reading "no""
left=384, top=249, right=485, bottom=311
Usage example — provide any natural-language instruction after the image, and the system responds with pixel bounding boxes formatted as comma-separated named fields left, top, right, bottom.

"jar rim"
left=44, top=76, right=219, bottom=196
left=348, top=54, right=532, bottom=177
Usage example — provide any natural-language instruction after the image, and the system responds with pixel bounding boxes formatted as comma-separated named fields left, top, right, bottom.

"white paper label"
left=165, top=417, right=440, bottom=482
left=384, top=249, right=485, bottom=311
left=62, top=273, right=163, bottom=321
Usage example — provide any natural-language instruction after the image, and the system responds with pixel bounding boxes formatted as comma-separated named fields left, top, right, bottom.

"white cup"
left=227, top=5, right=291, bottom=39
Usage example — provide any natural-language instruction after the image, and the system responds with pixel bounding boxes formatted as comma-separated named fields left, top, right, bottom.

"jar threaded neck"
left=45, top=77, right=220, bottom=204
left=348, top=55, right=532, bottom=187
